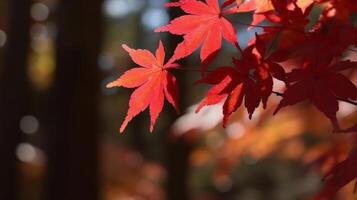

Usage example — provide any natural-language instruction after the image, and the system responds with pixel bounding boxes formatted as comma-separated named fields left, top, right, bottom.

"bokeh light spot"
left=0, top=29, right=7, bottom=47
left=20, top=115, right=39, bottom=135
left=141, top=8, right=169, bottom=31
left=104, top=0, right=144, bottom=18
left=98, top=52, right=115, bottom=71
left=31, top=3, right=50, bottom=21
left=16, top=143, right=37, bottom=163
left=226, top=122, right=245, bottom=139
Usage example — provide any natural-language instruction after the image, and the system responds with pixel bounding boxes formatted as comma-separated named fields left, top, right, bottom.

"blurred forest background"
left=0, top=0, right=356, bottom=200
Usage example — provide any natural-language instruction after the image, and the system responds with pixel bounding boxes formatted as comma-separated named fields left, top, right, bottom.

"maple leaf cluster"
left=108, top=0, right=356, bottom=133
left=107, top=0, right=357, bottom=198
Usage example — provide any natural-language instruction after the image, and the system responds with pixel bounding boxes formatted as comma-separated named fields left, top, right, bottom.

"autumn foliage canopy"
left=107, top=0, right=357, bottom=199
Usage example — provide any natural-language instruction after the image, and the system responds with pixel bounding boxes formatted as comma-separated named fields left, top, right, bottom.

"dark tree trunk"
left=129, top=14, right=148, bottom=157
left=166, top=137, right=192, bottom=200
left=0, top=0, right=31, bottom=199
left=44, top=0, right=103, bottom=200
left=165, top=2, right=193, bottom=200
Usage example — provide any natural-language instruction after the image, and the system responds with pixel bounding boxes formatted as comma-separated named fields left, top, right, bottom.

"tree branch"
left=175, top=69, right=357, bottom=107
left=273, top=91, right=357, bottom=106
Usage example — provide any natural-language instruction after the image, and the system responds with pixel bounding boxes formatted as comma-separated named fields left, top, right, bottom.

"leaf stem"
left=266, top=31, right=281, bottom=57
left=235, top=43, right=244, bottom=55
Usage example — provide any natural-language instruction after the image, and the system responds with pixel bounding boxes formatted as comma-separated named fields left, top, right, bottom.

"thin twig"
left=230, top=19, right=282, bottom=29
left=273, top=91, right=357, bottom=106
left=347, top=48, right=357, bottom=53
left=336, top=97, right=357, bottom=106
left=176, top=67, right=204, bottom=73
left=175, top=68, right=357, bottom=107
left=272, top=91, right=284, bottom=96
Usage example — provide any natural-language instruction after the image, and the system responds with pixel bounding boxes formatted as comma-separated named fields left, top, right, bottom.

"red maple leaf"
left=246, top=1, right=314, bottom=60
left=107, top=41, right=179, bottom=132
left=255, top=0, right=314, bottom=32
left=235, top=0, right=273, bottom=27
left=253, top=33, right=288, bottom=106
left=225, top=0, right=314, bottom=28
left=295, top=19, right=357, bottom=62
left=155, top=0, right=237, bottom=62
left=313, top=150, right=357, bottom=200
left=196, top=46, right=266, bottom=126
left=274, top=60, right=357, bottom=130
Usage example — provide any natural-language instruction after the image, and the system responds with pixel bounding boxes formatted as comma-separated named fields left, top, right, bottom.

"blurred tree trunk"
left=0, top=0, right=31, bottom=199
left=130, top=13, right=148, bottom=157
left=165, top=2, right=193, bottom=200
left=165, top=134, right=192, bottom=200
left=44, top=0, right=103, bottom=200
